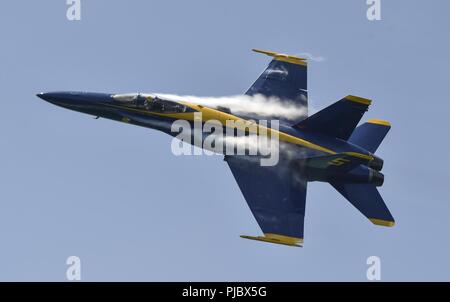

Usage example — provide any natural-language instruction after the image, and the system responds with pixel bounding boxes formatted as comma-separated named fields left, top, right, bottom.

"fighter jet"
left=37, top=49, right=394, bottom=247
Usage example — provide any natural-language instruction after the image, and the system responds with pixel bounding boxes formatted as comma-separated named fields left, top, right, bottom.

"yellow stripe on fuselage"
left=180, top=102, right=336, bottom=154
left=343, top=152, right=374, bottom=161
left=104, top=101, right=375, bottom=158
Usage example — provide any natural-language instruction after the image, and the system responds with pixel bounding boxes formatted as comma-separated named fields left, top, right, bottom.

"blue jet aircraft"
left=38, top=49, right=394, bottom=247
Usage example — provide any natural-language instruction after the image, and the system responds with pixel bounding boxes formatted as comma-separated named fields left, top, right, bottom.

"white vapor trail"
left=156, top=93, right=307, bottom=120
left=295, top=52, right=325, bottom=62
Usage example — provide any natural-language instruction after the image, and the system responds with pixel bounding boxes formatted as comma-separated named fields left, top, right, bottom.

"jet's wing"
left=225, top=155, right=306, bottom=247
left=244, top=49, right=308, bottom=122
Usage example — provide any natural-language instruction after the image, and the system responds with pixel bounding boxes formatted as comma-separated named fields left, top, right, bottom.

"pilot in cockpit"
left=136, top=94, right=146, bottom=107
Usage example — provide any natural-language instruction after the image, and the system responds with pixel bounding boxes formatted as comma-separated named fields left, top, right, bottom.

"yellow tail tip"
left=370, top=218, right=396, bottom=227
left=367, top=119, right=391, bottom=126
left=345, top=95, right=372, bottom=105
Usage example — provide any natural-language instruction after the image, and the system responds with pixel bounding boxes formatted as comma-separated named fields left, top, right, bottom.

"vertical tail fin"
left=349, top=119, right=391, bottom=153
left=293, top=95, right=371, bottom=140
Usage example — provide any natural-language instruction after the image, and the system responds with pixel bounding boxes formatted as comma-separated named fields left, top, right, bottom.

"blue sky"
left=1, top=0, right=449, bottom=281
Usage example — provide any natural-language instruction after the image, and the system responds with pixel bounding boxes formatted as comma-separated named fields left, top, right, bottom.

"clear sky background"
left=1, top=0, right=449, bottom=281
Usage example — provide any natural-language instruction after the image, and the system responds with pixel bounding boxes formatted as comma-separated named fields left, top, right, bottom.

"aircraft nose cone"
left=36, top=92, right=51, bottom=102
left=36, top=92, right=66, bottom=104
left=37, top=91, right=114, bottom=110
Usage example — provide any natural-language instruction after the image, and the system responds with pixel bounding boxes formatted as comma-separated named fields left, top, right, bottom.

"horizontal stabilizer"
left=331, top=182, right=395, bottom=227
left=294, top=95, right=371, bottom=140
left=349, top=119, right=391, bottom=153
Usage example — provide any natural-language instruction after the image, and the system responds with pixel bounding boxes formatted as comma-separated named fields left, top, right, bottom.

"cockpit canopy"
left=111, top=93, right=189, bottom=113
